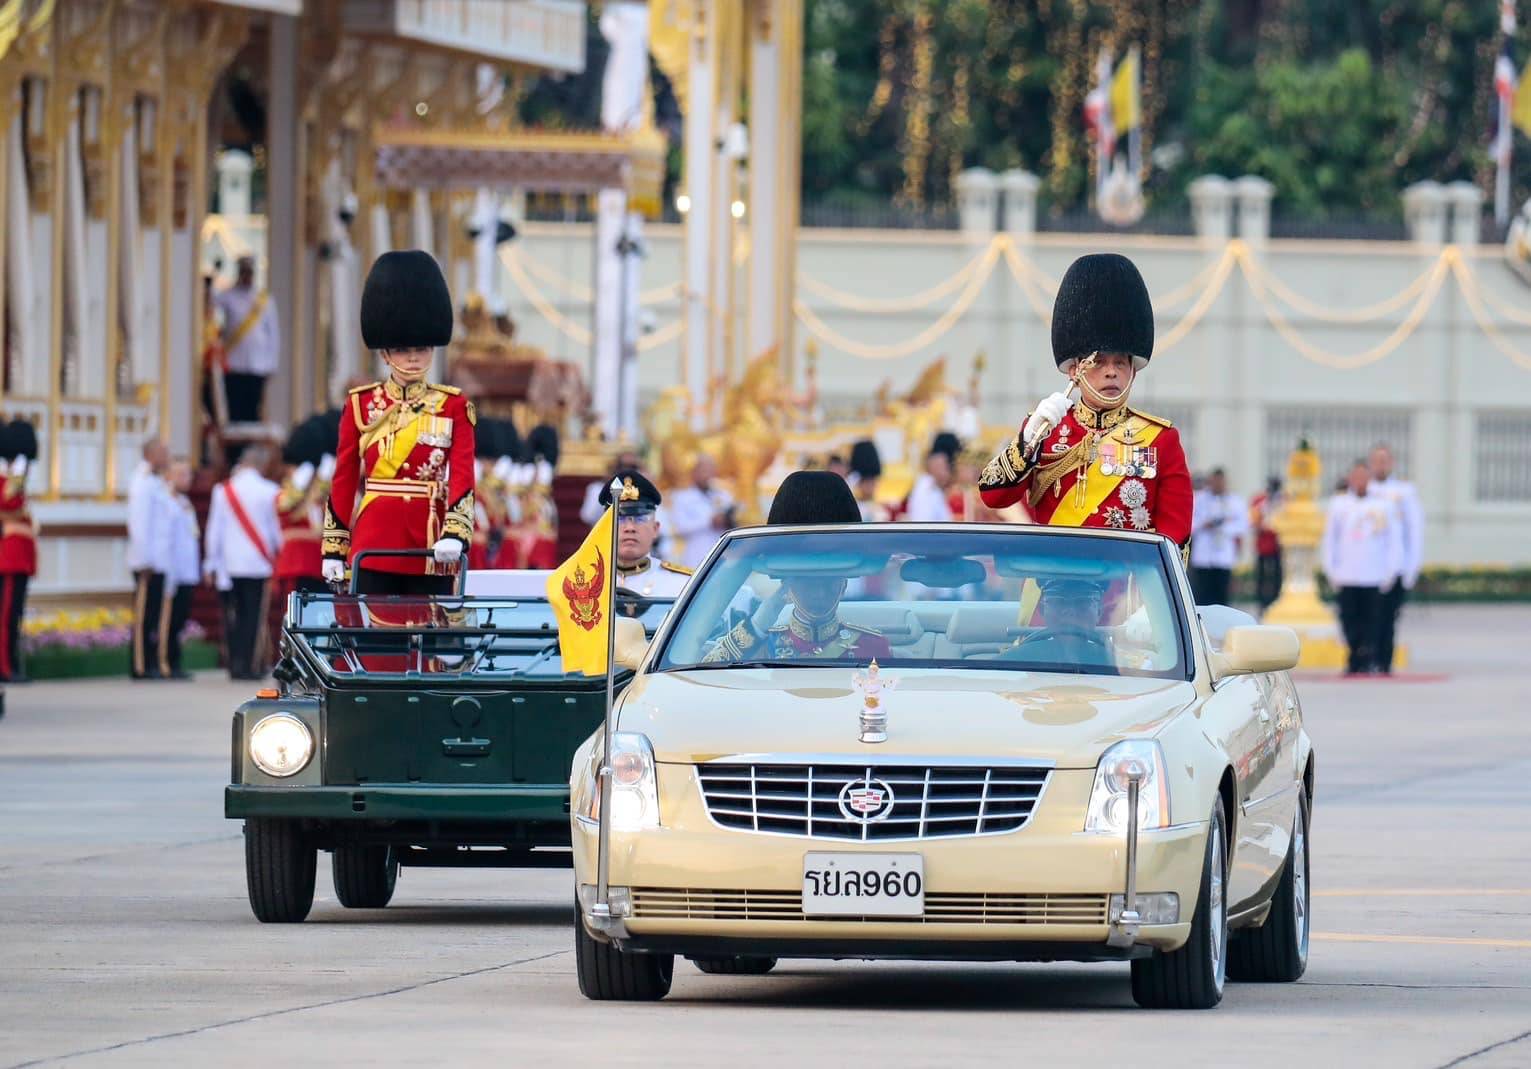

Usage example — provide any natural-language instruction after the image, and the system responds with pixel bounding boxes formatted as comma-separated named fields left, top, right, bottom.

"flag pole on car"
left=546, top=477, right=631, bottom=929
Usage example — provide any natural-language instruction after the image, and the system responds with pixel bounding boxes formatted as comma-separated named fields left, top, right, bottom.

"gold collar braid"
left=788, top=611, right=841, bottom=645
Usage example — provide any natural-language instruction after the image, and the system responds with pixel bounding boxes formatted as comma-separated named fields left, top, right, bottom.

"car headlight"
left=249, top=714, right=314, bottom=778
left=1084, top=740, right=1169, bottom=833
left=584, top=732, right=660, bottom=831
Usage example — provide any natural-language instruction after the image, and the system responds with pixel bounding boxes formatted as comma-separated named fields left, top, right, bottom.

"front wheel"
left=1228, top=790, right=1310, bottom=981
left=575, top=906, right=673, bottom=1001
left=689, top=955, right=778, bottom=975
left=1131, top=797, right=1228, bottom=1009
left=244, top=818, right=316, bottom=923
left=332, top=844, right=398, bottom=909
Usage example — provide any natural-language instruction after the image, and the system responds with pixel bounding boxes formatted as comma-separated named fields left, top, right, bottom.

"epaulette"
left=843, top=622, right=882, bottom=636
left=1129, top=407, right=1173, bottom=428
left=349, top=381, right=380, bottom=395
left=659, top=561, right=694, bottom=576
left=432, top=383, right=462, bottom=395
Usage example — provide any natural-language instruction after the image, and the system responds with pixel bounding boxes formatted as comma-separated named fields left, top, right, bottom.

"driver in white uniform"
left=603, top=470, right=693, bottom=599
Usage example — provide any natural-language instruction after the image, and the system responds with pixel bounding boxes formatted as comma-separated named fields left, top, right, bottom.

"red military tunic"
left=274, top=475, right=325, bottom=581
left=324, top=379, right=476, bottom=576
left=704, top=611, right=892, bottom=663
left=0, top=470, right=37, bottom=578
left=978, top=403, right=1193, bottom=547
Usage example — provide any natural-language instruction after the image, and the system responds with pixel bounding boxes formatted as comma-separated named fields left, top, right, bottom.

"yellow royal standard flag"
left=1515, top=60, right=1531, bottom=139
left=1110, top=45, right=1141, bottom=133
left=546, top=506, right=614, bottom=676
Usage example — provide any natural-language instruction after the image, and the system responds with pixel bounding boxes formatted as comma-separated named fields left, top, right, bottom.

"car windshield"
left=655, top=529, right=1187, bottom=679
left=286, top=592, right=673, bottom=680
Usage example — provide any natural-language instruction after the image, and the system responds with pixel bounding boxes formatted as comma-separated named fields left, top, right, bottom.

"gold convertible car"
left=570, top=524, right=1312, bottom=1009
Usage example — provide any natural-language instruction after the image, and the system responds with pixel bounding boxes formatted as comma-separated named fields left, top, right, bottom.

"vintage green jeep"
left=226, top=560, right=671, bottom=923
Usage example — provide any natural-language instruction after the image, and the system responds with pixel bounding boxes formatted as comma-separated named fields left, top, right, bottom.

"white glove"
left=290, top=462, right=315, bottom=493
left=432, top=537, right=464, bottom=564
left=493, top=456, right=514, bottom=481
left=317, top=454, right=336, bottom=481
left=1023, top=392, right=1073, bottom=444
left=750, top=584, right=790, bottom=635
left=10, top=456, right=26, bottom=477
left=321, top=558, right=346, bottom=583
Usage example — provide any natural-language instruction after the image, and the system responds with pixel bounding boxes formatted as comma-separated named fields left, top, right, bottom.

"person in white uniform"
left=1368, top=444, right=1423, bottom=674
left=127, top=437, right=171, bottom=679
left=667, top=455, right=735, bottom=570
left=602, top=470, right=692, bottom=599
left=1322, top=461, right=1404, bottom=676
left=156, top=459, right=202, bottom=680
left=204, top=444, right=281, bottom=681
left=1190, top=467, right=1249, bottom=605
left=905, top=433, right=959, bottom=522
left=214, top=254, right=281, bottom=425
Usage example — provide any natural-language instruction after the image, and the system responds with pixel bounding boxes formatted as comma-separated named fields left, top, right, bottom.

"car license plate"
left=802, top=852, right=924, bottom=917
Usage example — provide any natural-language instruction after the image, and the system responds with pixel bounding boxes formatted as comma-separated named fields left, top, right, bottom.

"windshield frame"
left=646, top=523, right=1197, bottom=682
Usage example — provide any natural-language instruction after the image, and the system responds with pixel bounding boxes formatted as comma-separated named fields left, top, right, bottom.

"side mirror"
left=1211, top=625, right=1299, bottom=679
left=613, top=616, right=650, bottom=671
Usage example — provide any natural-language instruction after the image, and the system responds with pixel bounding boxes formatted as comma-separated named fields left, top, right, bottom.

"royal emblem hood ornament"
left=852, top=659, right=898, bottom=744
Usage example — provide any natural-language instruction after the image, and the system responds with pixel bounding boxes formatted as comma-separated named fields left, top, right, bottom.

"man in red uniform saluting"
left=323, top=250, right=475, bottom=595
left=978, top=253, right=1193, bottom=550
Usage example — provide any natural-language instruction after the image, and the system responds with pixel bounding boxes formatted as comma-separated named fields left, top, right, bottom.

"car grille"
left=695, top=762, right=1051, bottom=841
left=629, top=888, right=1108, bottom=925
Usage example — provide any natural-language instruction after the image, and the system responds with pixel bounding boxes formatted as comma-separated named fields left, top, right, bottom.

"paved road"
left=3, top=604, right=1529, bottom=1068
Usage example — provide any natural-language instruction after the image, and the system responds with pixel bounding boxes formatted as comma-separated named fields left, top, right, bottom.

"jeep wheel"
left=244, top=818, right=316, bottom=923
left=575, top=908, right=673, bottom=1001
left=1228, top=790, right=1310, bottom=982
left=1131, top=796, right=1228, bottom=1009
left=332, top=845, right=398, bottom=909
left=689, top=955, right=778, bottom=975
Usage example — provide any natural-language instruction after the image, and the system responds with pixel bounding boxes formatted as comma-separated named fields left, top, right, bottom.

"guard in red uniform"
left=704, top=471, right=890, bottom=663
left=323, top=250, right=475, bottom=595
left=0, top=420, right=38, bottom=682
left=978, top=253, right=1193, bottom=549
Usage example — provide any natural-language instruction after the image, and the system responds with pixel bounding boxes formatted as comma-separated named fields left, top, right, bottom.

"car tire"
left=244, top=818, right=316, bottom=924
left=1130, top=796, right=1228, bottom=1009
left=1228, top=790, right=1310, bottom=982
left=332, top=845, right=398, bottom=909
left=688, top=955, right=778, bottom=975
left=575, top=909, right=673, bottom=1001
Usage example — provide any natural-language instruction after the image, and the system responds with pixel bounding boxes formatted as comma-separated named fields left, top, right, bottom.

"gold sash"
left=1045, top=419, right=1164, bottom=528
left=225, top=291, right=269, bottom=349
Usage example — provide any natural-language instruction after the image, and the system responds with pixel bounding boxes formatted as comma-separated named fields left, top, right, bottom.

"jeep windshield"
left=654, top=527, right=1190, bottom=680
left=285, top=592, right=673, bottom=681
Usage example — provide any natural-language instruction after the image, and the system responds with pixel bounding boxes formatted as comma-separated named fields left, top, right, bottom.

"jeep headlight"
left=1084, top=740, right=1169, bottom=833
left=249, top=714, right=314, bottom=778
left=584, top=732, right=659, bottom=831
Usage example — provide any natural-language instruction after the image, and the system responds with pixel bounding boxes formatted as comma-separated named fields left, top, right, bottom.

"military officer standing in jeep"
left=978, top=253, right=1193, bottom=549
left=322, top=250, right=476, bottom=596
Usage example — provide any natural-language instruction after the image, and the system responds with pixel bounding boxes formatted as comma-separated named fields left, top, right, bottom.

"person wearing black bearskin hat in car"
left=0, top=419, right=39, bottom=682
left=978, top=253, right=1192, bottom=550
left=322, top=250, right=476, bottom=595
left=702, top=471, right=891, bottom=664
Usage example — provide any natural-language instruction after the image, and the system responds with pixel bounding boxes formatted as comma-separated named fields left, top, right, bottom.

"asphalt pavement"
left=2, top=603, right=1529, bottom=1068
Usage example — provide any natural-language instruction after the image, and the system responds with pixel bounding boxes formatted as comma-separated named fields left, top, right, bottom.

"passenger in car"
left=703, top=472, right=890, bottom=663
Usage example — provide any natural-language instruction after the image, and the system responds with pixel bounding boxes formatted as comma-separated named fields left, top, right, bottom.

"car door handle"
left=443, top=737, right=492, bottom=757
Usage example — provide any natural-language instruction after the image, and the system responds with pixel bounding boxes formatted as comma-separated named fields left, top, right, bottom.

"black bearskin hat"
left=849, top=439, right=882, bottom=479
left=930, top=431, right=961, bottom=461
left=8, top=418, right=39, bottom=462
left=524, top=424, right=559, bottom=466
left=317, top=408, right=341, bottom=458
left=1050, top=253, right=1154, bottom=370
left=475, top=418, right=501, bottom=459
left=360, top=250, right=454, bottom=351
left=767, top=470, right=862, bottom=526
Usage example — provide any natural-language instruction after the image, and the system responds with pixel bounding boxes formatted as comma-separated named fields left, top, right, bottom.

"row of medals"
left=1054, top=422, right=1159, bottom=479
